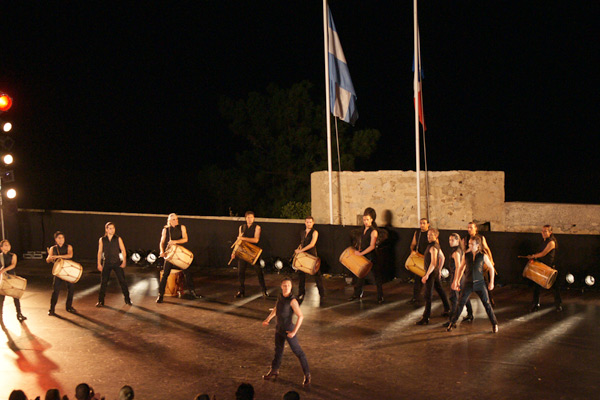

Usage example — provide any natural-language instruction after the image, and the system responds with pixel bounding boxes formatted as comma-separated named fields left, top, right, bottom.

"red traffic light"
left=0, top=94, right=13, bottom=112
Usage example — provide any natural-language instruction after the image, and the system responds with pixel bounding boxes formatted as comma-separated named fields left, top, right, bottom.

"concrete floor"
left=1, top=261, right=599, bottom=400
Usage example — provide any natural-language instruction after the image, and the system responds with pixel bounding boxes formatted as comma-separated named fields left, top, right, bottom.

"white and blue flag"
left=328, top=7, right=358, bottom=125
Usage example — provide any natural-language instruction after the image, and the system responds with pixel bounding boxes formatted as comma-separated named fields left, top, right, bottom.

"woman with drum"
left=262, top=276, right=311, bottom=387
left=416, top=228, right=451, bottom=325
left=157, top=213, right=201, bottom=303
left=443, top=233, right=473, bottom=327
left=295, top=216, right=324, bottom=302
left=447, top=235, right=498, bottom=333
left=526, top=225, right=561, bottom=312
left=0, top=239, right=27, bottom=322
left=348, top=207, right=384, bottom=304
left=408, top=218, right=430, bottom=303
left=46, top=231, right=76, bottom=315
left=233, top=211, right=269, bottom=298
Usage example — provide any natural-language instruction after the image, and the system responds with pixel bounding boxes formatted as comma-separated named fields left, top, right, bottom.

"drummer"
left=157, top=213, right=201, bottom=303
left=348, top=207, right=383, bottom=304
left=463, top=222, right=496, bottom=307
left=416, top=228, right=451, bottom=325
left=526, top=225, right=561, bottom=312
left=295, top=216, right=325, bottom=302
left=233, top=211, right=269, bottom=298
left=46, top=231, right=76, bottom=315
left=0, top=239, right=27, bottom=322
left=408, top=218, right=430, bottom=303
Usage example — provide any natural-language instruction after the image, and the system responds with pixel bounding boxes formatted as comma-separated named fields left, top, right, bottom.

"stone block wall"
left=311, top=170, right=505, bottom=230
left=504, top=202, right=600, bottom=234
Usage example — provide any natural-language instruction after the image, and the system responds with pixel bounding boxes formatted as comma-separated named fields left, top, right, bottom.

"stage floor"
left=1, top=261, right=599, bottom=400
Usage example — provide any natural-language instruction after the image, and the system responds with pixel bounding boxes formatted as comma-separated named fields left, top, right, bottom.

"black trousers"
left=50, top=276, right=74, bottom=310
left=158, top=261, right=195, bottom=296
left=533, top=269, right=562, bottom=306
left=449, top=289, right=472, bottom=318
left=423, top=272, right=450, bottom=319
left=271, top=330, right=310, bottom=375
left=413, top=275, right=423, bottom=300
left=353, top=261, right=383, bottom=299
left=0, top=295, right=22, bottom=316
left=451, top=282, right=497, bottom=325
left=298, top=270, right=324, bottom=296
left=238, top=259, right=266, bottom=294
left=98, top=263, right=130, bottom=302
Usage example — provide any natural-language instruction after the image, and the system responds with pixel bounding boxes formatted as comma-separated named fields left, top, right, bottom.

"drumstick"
left=518, top=256, right=530, bottom=259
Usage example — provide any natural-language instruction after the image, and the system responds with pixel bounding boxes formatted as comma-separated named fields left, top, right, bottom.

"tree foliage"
left=199, top=81, right=380, bottom=217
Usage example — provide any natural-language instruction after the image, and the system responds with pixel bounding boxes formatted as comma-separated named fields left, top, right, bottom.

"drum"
left=0, top=273, right=27, bottom=299
left=405, top=252, right=425, bottom=277
left=232, top=240, right=262, bottom=265
left=161, top=269, right=185, bottom=297
left=523, top=260, right=557, bottom=289
left=339, top=247, right=372, bottom=279
left=52, top=259, right=83, bottom=283
left=292, top=252, right=321, bottom=275
left=164, top=244, right=193, bottom=270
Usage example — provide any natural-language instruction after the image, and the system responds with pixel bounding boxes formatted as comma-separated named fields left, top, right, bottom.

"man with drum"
left=233, top=211, right=269, bottom=298
left=295, top=216, right=324, bottom=302
left=96, top=222, right=131, bottom=307
left=463, top=222, right=496, bottom=307
left=416, top=228, right=451, bottom=325
left=46, top=231, right=76, bottom=315
left=156, top=213, right=201, bottom=303
left=408, top=218, right=430, bottom=303
left=348, top=207, right=383, bottom=304
left=526, top=225, right=561, bottom=312
left=0, top=239, right=27, bottom=322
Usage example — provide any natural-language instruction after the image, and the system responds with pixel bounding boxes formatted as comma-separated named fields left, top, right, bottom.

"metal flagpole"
left=413, top=0, right=421, bottom=223
left=323, top=0, right=334, bottom=225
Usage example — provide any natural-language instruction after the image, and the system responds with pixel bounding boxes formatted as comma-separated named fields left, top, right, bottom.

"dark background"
left=1, top=2, right=598, bottom=215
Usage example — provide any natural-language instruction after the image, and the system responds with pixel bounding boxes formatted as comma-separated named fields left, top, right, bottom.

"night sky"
left=1, top=2, right=598, bottom=216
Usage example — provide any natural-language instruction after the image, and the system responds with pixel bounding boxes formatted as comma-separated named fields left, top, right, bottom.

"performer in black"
left=46, top=231, right=76, bottom=315
left=527, top=224, right=561, bottom=312
left=96, top=222, right=131, bottom=307
left=443, top=233, right=473, bottom=327
left=295, top=216, right=324, bottom=302
left=0, top=240, right=26, bottom=322
left=463, top=222, right=496, bottom=307
left=416, top=228, right=451, bottom=325
left=157, top=213, right=201, bottom=303
left=348, top=207, right=383, bottom=304
left=262, top=276, right=311, bottom=387
left=408, top=218, right=430, bottom=303
left=448, top=235, right=498, bottom=333
left=232, top=211, right=268, bottom=298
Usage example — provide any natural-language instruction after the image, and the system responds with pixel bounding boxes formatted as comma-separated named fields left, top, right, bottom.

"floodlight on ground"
left=6, top=188, right=16, bottom=199
left=2, top=122, right=11, bottom=132
left=259, top=259, right=265, bottom=268
left=3, top=154, right=13, bottom=165
left=131, top=252, right=142, bottom=263
left=585, top=275, right=595, bottom=286
left=441, top=268, right=450, bottom=279
left=146, top=252, right=158, bottom=264
left=274, top=259, right=283, bottom=270
left=566, top=273, right=575, bottom=285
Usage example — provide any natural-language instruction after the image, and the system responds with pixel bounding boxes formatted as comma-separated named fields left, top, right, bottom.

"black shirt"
left=538, top=237, right=557, bottom=266
left=241, top=223, right=258, bottom=243
left=359, top=227, right=375, bottom=262
left=415, top=229, right=429, bottom=255
left=1, top=252, right=15, bottom=275
left=424, top=242, right=441, bottom=272
left=464, top=252, right=485, bottom=285
left=300, top=228, right=317, bottom=257
left=102, top=235, right=121, bottom=265
left=276, top=293, right=296, bottom=332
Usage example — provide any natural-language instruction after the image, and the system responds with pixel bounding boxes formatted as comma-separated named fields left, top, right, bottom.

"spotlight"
left=566, top=273, right=575, bottom=285
left=585, top=275, right=595, bottom=286
left=6, top=188, right=16, bottom=199
left=131, top=251, right=142, bottom=263
left=274, top=259, right=283, bottom=270
left=2, top=122, right=11, bottom=132
left=259, top=259, right=266, bottom=268
left=146, top=252, right=158, bottom=264
left=0, top=94, right=12, bottom=112
left=3, top=154, right=13, bottom=165
left=441, top=268, right=450, bottom=279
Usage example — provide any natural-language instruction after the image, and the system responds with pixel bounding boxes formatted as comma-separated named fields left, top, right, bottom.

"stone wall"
left=311, top=170, right=600, bottom=234
left=505, top=202, right=600, bottom=234
left=311, top=170, right=506, bottom=230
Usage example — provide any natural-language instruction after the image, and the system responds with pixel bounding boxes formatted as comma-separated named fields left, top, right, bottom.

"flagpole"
left=413, top=0, right=421, bottom=223
left=323, top=0, right=334, bottom=225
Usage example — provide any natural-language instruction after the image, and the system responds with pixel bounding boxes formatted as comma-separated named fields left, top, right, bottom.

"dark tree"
left=199, top=81, right=380, bottom=217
